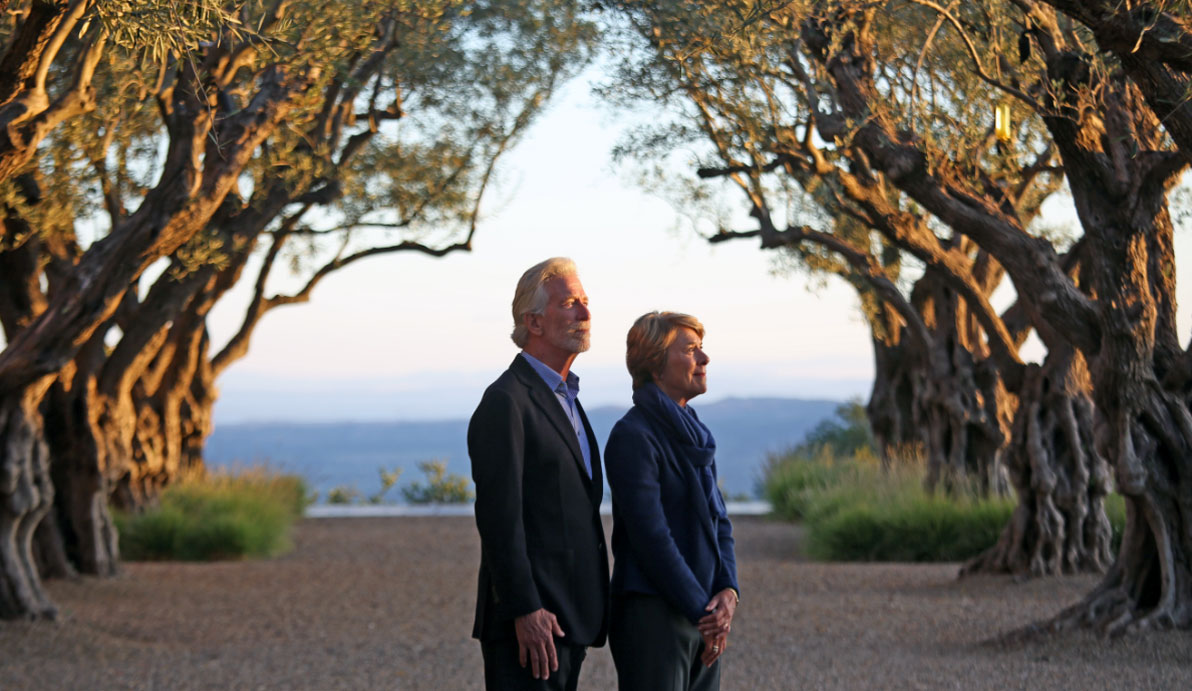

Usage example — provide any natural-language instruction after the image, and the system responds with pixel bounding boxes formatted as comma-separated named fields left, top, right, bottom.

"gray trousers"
left=609, top=593, right=721, bottom=691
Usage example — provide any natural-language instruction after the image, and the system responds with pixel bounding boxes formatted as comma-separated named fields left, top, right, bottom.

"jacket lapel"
left=511, top=356, right=594, bottom=491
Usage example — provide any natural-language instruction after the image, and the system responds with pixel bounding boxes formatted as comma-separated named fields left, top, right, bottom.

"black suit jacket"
left=468, top=355, right=610, bottom=646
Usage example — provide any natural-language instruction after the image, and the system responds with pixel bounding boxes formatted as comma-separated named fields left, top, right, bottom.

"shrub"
left=116, top=467, right=308, bottom=561
left=326, top=486, right=362, bottom=504
left=797, top=400, right=876, bottom=459
left=762, top=447, right=855, bottom=521
left=369, top=467, right=403, bottom=504
left=401, top=459, right=474, bottom=504
left=805, top=493, right=1014, bottom=562
left=763, top=444, right=1130, bottom=562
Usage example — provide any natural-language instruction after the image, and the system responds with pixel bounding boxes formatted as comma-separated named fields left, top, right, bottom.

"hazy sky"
left=207, top=73, right=876, bottom=423
left=206, top=70, right=1192, bottom=424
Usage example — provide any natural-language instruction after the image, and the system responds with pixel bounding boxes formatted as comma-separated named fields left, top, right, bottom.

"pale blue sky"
left=208, top=74, right=875, bottom=422
left=206, top=71, right=1192, bottom=423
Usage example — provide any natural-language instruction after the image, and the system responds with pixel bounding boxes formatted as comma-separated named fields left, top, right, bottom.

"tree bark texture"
left=793, top=7, right=1121, bottom=585
left=1039, top=1, right=1192, bottom=163
left=867, top=329, right=922, bottom=462
left=963, top=347, right=1113, bottom=577
left=1029, top=28, right=1192, bottom=629
left=0, top=388, right=56, bottom=619
left=39, top=331, right=120, bottom=577
left=911, top=266, right=1014, bottom=495
left=801, top=6, right=1192, bottom=627
left=0, top=56, right=314, bottom=617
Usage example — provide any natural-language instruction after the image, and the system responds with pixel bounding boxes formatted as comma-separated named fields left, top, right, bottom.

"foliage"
left=326, top=486, right=362, bottom=505
left=805, top=485, right=1016, bottom=562
left=322, top=462, right=470, bottom=505
left=115, top=468, right=308, bottom=561
left=401, top=460, right=475, bottom=504
left=796, top=400, right=876, bottom=460
left=759, top=399, right=876, bottom=511
left=370, top=466, right=404, bottom=504
left=93, top=0, right=258, bottom=62
left=600, top=0, right=1066, bottom=317
left=765, top=446, right=1128, bottom=562
left=762, top=446, right=857, bottom=521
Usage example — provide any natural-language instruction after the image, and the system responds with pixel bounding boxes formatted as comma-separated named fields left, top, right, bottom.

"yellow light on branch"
left=995, top=103, right=1012, bottom=143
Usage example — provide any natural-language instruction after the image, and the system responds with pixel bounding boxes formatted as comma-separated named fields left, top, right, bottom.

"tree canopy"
left=0, top=0, right=594, bottom=619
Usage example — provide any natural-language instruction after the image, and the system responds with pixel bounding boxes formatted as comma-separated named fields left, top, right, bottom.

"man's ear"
left=524, top=312, right=544, bottom=336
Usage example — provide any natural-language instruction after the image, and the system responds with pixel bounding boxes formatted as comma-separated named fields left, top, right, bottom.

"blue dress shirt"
left=519, top=352, right=592, bottom=478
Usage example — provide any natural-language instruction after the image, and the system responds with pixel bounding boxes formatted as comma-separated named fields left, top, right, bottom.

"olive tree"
left=604, top=0, right=1113, bottom=579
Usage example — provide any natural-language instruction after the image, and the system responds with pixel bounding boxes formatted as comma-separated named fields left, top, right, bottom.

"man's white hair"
left=511, top=257, right=579, bottom=348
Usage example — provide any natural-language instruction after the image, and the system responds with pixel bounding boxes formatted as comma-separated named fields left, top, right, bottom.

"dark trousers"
left=480, top=636, right=587, bottom=691
left=609, top=593, right=721, bottom=691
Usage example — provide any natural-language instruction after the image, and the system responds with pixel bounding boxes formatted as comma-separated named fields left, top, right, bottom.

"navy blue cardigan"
left=604, top=403, right=739, bottom=624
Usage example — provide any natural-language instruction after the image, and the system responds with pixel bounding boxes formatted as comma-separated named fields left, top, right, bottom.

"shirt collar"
left=520, top=351, right=580, bottom=399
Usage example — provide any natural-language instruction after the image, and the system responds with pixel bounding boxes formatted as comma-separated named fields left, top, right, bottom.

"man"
left=468, top=257, right=609, bottom=690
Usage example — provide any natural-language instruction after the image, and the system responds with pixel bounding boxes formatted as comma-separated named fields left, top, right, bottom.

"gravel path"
left=2, top=516, right=1189, bottom=689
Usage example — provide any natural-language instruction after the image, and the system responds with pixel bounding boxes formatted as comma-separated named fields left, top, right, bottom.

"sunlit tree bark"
left=606, top=0, right=1110, bottom=580
left=7, top=1, right=594, bottom=587
left=0, top=0, right=345, bottom=619
left=799, top=1, right=1190, bottom=628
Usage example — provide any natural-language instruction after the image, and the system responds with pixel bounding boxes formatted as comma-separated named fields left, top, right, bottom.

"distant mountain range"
left=204, top=397, right=843, bottom=501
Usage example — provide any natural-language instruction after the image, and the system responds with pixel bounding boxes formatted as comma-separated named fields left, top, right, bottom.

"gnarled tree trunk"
left=867, top=330, right=922, bottom=461
left=910, top=257, right=1015, bottom=495
left=0, top=51, right=312, bottom=618
left=795, top=6, right=1124, bottom=588
left=963, top=345, right=1113, bottom=577
left=40, top=331, right=121, bottom=577
left=0, top=388, right=57, bottom=619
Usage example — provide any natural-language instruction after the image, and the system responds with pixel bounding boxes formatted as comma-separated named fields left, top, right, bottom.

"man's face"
left=536, top=274, right=591, bottom=354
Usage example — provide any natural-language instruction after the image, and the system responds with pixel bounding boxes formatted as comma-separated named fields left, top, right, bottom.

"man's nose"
left=576, top=302, right=591, bottom=320
left=697, top=349, right=709, bottom=365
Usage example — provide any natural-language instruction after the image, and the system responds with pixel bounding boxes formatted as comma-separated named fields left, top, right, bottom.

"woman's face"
left=655, top=327, right=709, bottom=407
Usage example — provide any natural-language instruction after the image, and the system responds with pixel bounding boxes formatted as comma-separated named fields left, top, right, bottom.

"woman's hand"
left=697, top=588, right=737, bottom=639
left=700, top=632, right=728, bottom=667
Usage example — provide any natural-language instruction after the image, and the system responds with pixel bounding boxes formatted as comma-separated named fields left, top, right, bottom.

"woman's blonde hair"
left=510, top=257, right=578, bottom=347
left=626, top=311, right=704, bottom=390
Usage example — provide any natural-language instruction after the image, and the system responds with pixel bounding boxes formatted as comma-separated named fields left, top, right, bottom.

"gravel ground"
left=2, top=515, right=1190, bottom=690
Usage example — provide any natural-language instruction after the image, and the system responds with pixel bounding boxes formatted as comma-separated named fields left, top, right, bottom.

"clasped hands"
left=697, top=588, right=737, bottom=667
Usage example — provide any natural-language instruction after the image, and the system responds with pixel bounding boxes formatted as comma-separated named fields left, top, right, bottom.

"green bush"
left=116, top=467, right=308, bottom=561
left=797, top=400, right=876, bottom=459
left=762, top=448, right=854, bottom=521
left=806, top=493, right=1014, bottom=562
left=764, top=444, right=1130, bottom=562
left=401, top=459, right=474, bottom=504
left=326, top=486, right=362, bottom=504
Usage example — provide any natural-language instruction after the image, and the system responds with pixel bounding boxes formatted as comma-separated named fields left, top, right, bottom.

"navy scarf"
left=634, top=382, right=727, bottom=519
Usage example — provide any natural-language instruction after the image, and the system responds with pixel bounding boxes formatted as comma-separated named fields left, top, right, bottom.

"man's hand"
left=700, top=632, right=728, bottom=667
left=697, top=588, right=737, bottom=639
left=514, top=608, right=566, bottom=680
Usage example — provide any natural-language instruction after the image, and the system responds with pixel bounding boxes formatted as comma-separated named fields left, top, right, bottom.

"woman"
left=604, top=311, right=739, bottom=691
